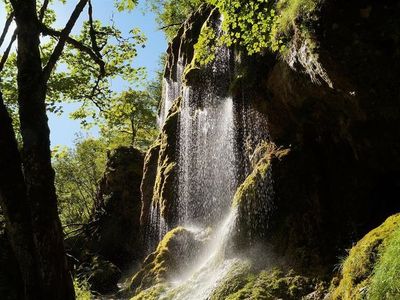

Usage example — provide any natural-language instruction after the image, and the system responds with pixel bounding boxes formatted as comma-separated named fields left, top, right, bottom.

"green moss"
left=225, top=269, right=315, bottom=300
left=130, top=284, right=169, bottom=300
left=233, top=154, right=270, bottom=208
left=369, top=227, right=400, bottom=299
left=209, top=260, right=253, bottom=300
left=152, top=97, right=181, bottom=221
left=332, top=214, right=400, bottom=300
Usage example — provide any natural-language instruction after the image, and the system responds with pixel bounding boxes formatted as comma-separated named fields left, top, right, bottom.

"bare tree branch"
left=0, top=30, right=17, bottom=73
left=88, top=0, right=102, bottom=57
left=40, top=24, right=105, bottom=75
left=42, top=0, right=89, bottom=82
left=0, top=13, right=14, bottom=49
left=38, top=0, right=50, bottom=22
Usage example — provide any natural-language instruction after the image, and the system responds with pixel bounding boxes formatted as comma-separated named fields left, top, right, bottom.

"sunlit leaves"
left=115, top=0, right=138, bottom=12
left=210, top=0, right=278, bottom=55
left=191, top=0, right=319, bottom=60
left=99, top=88, right=158, bottom=150
left=194, top=25, right=217, bottom=66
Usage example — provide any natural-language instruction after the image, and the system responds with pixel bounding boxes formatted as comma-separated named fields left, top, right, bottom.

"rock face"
left=92, top=146, right=144, bottom=269
left=65, top=146, right=144, bottom=293
left=242, top=0, right=400, bottom=273
left=140, top=5, right=214, bottom=249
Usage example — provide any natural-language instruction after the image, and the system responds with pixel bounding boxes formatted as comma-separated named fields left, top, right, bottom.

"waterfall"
left=148, top=21, right=245, bottom=297
left=140, top=12, right=275, bottom=299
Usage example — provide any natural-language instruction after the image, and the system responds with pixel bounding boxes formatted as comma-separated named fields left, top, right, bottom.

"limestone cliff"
left=140, top=0, right=400, bottom=280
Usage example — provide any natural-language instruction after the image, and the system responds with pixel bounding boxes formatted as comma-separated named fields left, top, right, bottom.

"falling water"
left=178, top=90, right=237, bottom=226
left=158, top=60, right=184, bottom=127
left=149, top=58, right=185, bottom=251
left=161, top=209, right=242, bottom=300
left=147, top=204, right=168, bottom=251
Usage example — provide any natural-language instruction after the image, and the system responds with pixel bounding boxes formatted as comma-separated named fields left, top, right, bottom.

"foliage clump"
left=73, top=277, right=93, bottom=300
left=189, top=0, right=321, bottom=66
left=332, top=214, right=400, bottom=300
left=53, top=138, right=107, bottom=233
left=193, top=24, right=218, bottom=66
left=209, top=0, right=278, bottom=55
left=147, top=0, right=205, bottom=40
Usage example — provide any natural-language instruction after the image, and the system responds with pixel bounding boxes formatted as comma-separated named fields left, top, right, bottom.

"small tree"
left=99, top=89, right=158, bottom=149
left=53, top=138, right=107, bottom=233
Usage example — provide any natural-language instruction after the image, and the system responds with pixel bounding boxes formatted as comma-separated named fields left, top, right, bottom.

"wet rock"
left=140, top=0, right=400, bottom=290
left=152, top=98, right=181, bottom=226
left=232, top=142, right=290, bottom=251
left=126, top=227, right=204, bottom=296
left=141, top=97, right=181, bottom=246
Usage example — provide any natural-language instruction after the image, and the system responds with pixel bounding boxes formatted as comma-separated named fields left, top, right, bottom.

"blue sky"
left=0, top=0, right=167, bottom=147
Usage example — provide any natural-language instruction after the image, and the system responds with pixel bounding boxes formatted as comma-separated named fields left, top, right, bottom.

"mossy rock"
left=216, top=268, right=318, bottom=300
left=127, top=227, right=204, bottom=296
left=232, top=143, right=290, bottom=250
left=141, top=140, right=162, bottom=226
left=152, top=97, right=181, bottom=226
left=332, top=214, right=400, bottom=300
left=130, top=284, right=168, bottom=300
left=209, top=260, right=253, bottom=300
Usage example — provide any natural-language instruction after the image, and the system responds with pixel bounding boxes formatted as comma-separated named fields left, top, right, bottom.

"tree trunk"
left=130, top=115, right=136, bottom=146
left=0, top=92, right=43, bottom=299
left=10, top=1, right=75, bottom=299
